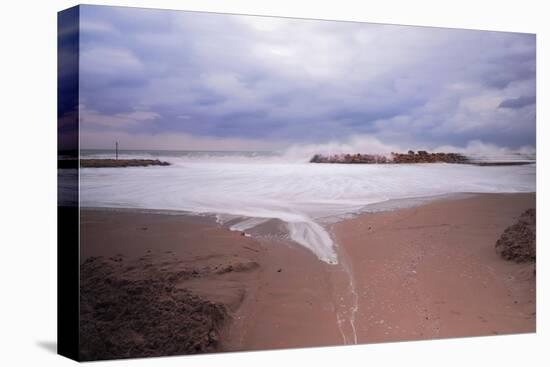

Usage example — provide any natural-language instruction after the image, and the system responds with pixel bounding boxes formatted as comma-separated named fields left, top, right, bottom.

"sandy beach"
left=332, top=193, right=535, bottom=343
left=79, top=209, right=345, bottom=359
left=79, top=192, right=535, bottom=359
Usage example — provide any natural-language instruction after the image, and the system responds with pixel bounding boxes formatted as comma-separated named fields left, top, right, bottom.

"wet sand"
left=79, top=209, right=345, bottom=358
left=79, top=192, right=535, bottom=359
left=79, top=210, right=268, bottom=359
left=331, top=193, right=536, bottom=343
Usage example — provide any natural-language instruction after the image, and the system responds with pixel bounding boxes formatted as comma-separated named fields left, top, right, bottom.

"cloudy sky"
left=78, top=5, right=536, bottom=152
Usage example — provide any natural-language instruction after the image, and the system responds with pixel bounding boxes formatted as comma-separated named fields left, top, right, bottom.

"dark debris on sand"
left=495, top=208, right=536, bottom=263
left=79, top=256, right=228, bottom=361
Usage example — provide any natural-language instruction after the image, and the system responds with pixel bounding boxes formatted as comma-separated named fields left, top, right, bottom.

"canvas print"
left=58, top=5, right=536, bottom=361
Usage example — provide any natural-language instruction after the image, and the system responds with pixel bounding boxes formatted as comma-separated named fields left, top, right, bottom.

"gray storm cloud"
left=499, top=95, right=536, bottom=109
left=78, top=5, right=536, bottom=152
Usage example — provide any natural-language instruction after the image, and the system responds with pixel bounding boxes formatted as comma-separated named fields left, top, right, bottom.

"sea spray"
left=287, top=219, right=338, bottom=264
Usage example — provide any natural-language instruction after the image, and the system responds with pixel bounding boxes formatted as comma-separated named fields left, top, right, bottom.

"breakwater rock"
left=310, top=150, right=468, bottom=164
left=80, top=159, right=170, bottom=168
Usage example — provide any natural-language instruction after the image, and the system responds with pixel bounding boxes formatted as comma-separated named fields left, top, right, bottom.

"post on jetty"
left=115, top=141, right=118, bottom=160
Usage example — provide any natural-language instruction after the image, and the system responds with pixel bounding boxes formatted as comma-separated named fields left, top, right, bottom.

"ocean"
left=77, top=149, right=536, bottom=264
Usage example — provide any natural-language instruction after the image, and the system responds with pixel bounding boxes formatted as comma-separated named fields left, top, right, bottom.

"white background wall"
left=0, top=0, right=547, bottom=366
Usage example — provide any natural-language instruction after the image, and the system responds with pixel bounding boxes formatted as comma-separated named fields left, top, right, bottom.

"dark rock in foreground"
left=80, top=159, right=170, bottom=168
left=310, top=151, right=468, bottom=164
left=79, top=256, right=228, bottom=361
left=495, top=208, right=536, bottom=263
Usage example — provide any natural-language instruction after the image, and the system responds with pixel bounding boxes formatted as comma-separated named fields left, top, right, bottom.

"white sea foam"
left=228, top=217, right=270, bottom=232
left=79, top=152, right=535, bottom=263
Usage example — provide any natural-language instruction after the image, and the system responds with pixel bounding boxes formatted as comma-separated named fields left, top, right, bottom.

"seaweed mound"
left=79, top=256, right=228, bottom=361
left=495, top=208, right=536, bottom=263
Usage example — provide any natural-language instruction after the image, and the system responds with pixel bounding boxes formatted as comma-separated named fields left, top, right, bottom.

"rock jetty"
left=310, top=150, right=468, bottom=164
left=310, top=153, right=389, bottom=164
left=80, top=159, right=170, bottom=168
left=392, top=150, right=467, bottom=163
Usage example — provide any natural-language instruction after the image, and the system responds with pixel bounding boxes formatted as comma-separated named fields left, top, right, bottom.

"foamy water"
left=79, top=150, right=535, bottom=264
